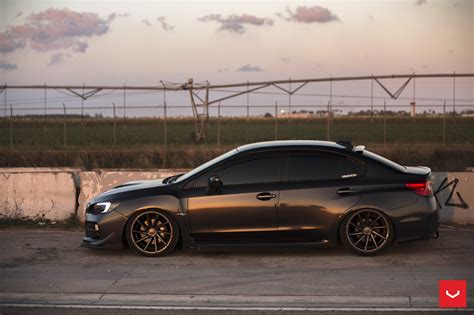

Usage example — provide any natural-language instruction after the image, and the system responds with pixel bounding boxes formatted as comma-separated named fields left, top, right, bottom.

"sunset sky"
left=0, top=0, right=472, bottom=116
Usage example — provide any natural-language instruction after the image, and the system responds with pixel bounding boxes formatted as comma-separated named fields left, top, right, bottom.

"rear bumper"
left=391, top=195, right=440, bottom=243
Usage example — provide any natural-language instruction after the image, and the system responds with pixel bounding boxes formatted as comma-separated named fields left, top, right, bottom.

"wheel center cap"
left=148, top=228, right=157, bottom=236
left=363, top=226, right=372, bottom=235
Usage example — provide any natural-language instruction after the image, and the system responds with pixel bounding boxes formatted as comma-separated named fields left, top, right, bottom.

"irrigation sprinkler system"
left=1, top=73, right=473, bottom=142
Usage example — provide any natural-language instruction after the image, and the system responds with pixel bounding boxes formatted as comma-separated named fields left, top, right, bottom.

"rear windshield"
left=362, top=150, right=406, bottom=172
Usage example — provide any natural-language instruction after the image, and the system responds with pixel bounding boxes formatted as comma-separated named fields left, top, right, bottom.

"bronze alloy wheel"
left=341, top=209, right=394, bottom=256
left=126, top=210, right=178, bottom=257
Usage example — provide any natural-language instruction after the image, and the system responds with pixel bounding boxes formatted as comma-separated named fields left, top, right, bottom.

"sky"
left=0, top=0, right=473, bottom=117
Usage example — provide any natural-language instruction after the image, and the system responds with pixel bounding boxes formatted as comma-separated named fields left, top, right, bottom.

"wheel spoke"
left=372, top=230, right=387, bottom=239
left=155, top=222, right=169, bottom=229
left=349, top=232, right=363, bottom=236
left=136, top=219, right=148, bottom=229
left=135, top=235, right=150, bottom=243
left=156, top=234, right=166, bottom=244
left=373, top=225, right=388, bottom=229
left=370, top=234, right=378, bottom=248
left=370, top=215, right=381, bottom=227
left=364, top=236, right=369, bottom=250
left=349, top=222, right=362, bottom=231
left=154, top=237, right=158, bottom=252
left=143, top=238, right=152, bottom=251
left=353, top=235, right=366, bottom=246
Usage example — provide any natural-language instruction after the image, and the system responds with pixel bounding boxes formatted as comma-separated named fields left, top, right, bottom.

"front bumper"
left=82, top=210, right=128, bottom=248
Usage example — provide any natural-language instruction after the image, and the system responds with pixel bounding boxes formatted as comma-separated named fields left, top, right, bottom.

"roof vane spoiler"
left=336, top=140, right=365, bottom=153
left=336, top=140, right=354, bottom=150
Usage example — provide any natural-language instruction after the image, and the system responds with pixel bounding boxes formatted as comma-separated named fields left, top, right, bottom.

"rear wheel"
left=340, top=209, right=393, bottom=256
left=126, top=209, right=178, bottom=257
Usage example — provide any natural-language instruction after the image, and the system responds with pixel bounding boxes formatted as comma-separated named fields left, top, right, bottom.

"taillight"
left=405, top=181, right=433, bottom=196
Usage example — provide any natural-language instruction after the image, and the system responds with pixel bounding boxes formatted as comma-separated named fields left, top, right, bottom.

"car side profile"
left=83, top=140, right=440, bottom=256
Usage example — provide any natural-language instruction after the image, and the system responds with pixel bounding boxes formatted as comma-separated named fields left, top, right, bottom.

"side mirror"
left=208, top=175, right=223, bottom=190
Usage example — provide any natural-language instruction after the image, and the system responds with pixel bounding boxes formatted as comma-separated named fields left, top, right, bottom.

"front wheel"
left=340, top=209, right=394, bottom=256
left=125, top=209, right=178, bottom=257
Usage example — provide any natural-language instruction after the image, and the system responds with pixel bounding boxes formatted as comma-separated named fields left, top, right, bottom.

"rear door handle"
left=256, top=192, right=277, bottom=201
left=337, top=187, right=356, bottom=195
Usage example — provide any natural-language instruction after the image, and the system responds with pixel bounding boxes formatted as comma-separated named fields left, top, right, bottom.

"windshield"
left=362, top=150, right=406, bottom=172
left=175, top=148, right=239, bottom=183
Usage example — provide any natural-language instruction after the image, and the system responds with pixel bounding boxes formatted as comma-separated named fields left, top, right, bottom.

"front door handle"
left=256, top=192, right=277, bottom=201
left=337, top=187, right=356, bottom=195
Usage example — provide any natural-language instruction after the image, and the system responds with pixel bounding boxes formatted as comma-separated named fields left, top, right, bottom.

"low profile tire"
left=125, top=209, right=178, bottom=257
left=340, top=209, right=394, bottom=256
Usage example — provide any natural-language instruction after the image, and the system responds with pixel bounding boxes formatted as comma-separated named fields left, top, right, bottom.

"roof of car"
left=237, top=140, right=346, bottom=152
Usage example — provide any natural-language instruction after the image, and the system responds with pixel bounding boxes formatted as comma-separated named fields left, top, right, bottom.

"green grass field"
left=0, top=116, right=473, bottom=148
left=1, top=116, right=473, bottom=170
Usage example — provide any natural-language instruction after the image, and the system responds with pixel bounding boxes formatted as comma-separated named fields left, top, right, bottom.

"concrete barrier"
left=432, top=172, right=473, bottom=225
left=0, top=168, right=79, bottom=221
left=0, top=168, right=473, bottom=225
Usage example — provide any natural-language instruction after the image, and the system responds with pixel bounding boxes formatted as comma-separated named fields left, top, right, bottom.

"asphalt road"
left=0, top=225, right=473, bottom=314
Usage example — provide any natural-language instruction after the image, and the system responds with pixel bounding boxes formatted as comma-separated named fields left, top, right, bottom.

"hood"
left=93, top=179, right=167, bottom=202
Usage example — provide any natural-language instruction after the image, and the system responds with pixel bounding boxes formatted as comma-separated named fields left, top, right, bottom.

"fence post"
left=383, top=101, right=387, bottom=148
left=288, top=77, right=292, bottom=120
left=370, top=76, right=373, bottom=122
left=123, top=84, right=127, bottom=124
left=274, top=101, right=278, bottom=140
left=217, top=101, right=221, bottom=148
left=326, top=101, right=331, bottom=141
left=43, top=83, right=47, bottom=123
left=9, top=104, right=13, bottom=149
left=112, top=102, right=116, bottom=147
left=62, top=103, right=67, bottom=147
left=164, top=100, right=167, bottom=148
left=443, top=100, right=446, bottom=146
left=246, top=80, right=249, bottom=120
left=3, top=83, right=6, bottom=120
left=452, top=71, right=456, bottom=118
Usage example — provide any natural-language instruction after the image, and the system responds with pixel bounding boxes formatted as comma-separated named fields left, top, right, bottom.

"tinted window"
left=342, top=158, right=367, bottom=177
left=287, top=155, right=366, bottom=182
left=288, top=156, right=341, bottom=181
left=218, top=157, right=282, bottom=186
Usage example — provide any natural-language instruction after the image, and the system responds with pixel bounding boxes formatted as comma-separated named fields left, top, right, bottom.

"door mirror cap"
left=208, top=175, right=222, bottom=189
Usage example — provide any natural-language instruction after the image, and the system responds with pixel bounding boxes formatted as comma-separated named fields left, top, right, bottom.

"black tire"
left=125, top=209, right=179, bottom=257
left=340, top=209, right=394, bottom=256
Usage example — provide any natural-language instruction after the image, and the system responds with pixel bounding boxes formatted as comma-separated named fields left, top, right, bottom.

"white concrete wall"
left=0, top=169, right=78, bottom=221
left=432, top=172, right=474, bottom=225
left=1, top=168, right=473, bottom=225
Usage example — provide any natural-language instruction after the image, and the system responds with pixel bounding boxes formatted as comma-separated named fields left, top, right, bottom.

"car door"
left=186, top=152, right=284, bottom=244
left=278, top=150, right=367, bottom=243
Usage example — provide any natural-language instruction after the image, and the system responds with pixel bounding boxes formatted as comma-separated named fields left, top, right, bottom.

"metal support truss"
left=1, top=72, right=473, bottom=142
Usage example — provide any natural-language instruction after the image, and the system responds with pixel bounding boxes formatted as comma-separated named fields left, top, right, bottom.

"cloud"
left=157, top=16, right=174, bottom=32
left=0, top=61, right=18, bottom=70
left=48, top=52, right=70, bottom=66
left=237, top=64, right=263, bottom=72
left=278, top=6, right=339, bottom=23
left=0, top=8, right=119, bottom=54
left=198, top=13, right=273, bottom=34
left=16, top=12, right=22, bottom=18
left=415, top=0, right=428, bottom=5
left=142, top=19, right=152, bottom=27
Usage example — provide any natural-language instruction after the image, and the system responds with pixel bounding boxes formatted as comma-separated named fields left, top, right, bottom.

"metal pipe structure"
left=1, top=73, right=472, bottom=142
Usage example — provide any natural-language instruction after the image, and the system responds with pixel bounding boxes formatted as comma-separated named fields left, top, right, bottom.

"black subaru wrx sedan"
left=83, top=140, right=439, bottom=256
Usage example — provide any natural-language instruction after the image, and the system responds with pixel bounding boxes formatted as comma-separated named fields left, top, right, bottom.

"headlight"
left=88, top=202, right=119, bottom=214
